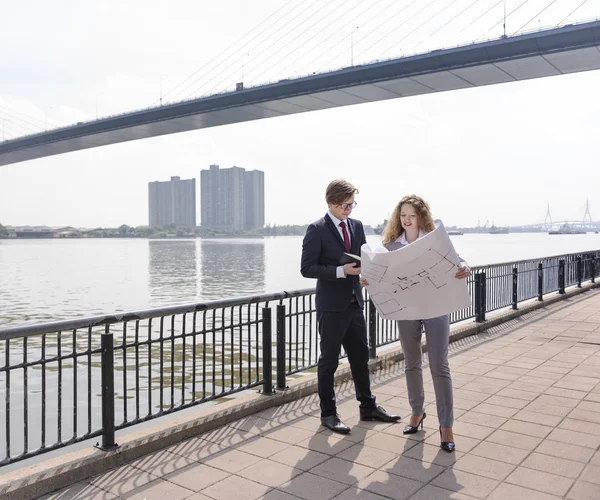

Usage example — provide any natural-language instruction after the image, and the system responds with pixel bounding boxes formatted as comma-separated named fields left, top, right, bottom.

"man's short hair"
left=325, top=179, right=358, bottom=205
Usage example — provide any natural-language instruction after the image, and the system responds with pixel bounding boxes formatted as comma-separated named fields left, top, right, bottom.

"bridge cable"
left=303, top=0, right=421, bottom=75
left=252, top=0, right=384, bottom=82
left=376, top=0, right=464, bottom=62
left=474, top=0, right=533, bottom=41
left=209, top=0, right=356, bottom=94
left=513, top=0, right=561, bottom=34
left=457, top=0, right=505, bottom=34
left=557, top=0, right=589, bottom=25
left=0, top=101, right=60, bottom=130
left=159, top=0, right=309, bottom=104
left=313, top=0, right=434, bottom=73
left=275, top=0, right=389, bottom=78
left=178, top=0, right=330, bottom=100
left=412, top=0, right=484, bottom=51
left=250, top=0, right=395, bottom=85
left=0, top=106, right=48, bottom=134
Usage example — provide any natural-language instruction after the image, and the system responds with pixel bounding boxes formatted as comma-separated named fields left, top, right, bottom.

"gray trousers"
left=397, top=315, right=454, bottom=428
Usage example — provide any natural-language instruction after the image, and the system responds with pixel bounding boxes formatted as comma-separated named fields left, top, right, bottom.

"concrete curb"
left=1, top=282, right=598, bottom=500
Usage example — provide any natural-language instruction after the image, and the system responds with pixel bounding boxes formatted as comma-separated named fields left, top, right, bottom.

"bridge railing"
left=1, top=250, right=599, bottom=466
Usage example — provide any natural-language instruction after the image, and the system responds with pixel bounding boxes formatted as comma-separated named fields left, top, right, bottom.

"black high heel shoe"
left=403, top=413, right=426, bottom=434
left=439, top=426, right=455, bottom=453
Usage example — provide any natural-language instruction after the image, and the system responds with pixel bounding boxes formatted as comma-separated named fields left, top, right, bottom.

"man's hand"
left=344, top=263, right=361, bottom=276
left=359, top=278, right=369, bottom=287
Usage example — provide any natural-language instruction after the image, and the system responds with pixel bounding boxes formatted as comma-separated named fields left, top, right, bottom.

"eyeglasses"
left=338, top=201, right=357, bottom=210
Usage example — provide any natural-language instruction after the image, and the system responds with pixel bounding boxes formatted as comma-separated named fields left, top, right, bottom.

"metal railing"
left=1, top=250, right=599, bottom=466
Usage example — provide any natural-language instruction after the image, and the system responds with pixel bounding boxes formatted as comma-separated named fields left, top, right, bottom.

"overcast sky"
left=1, top=0, right=599, bottom=228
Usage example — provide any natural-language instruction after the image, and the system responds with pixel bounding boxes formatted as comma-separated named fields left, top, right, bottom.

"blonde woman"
left=360, top=195, right=470, bottom=452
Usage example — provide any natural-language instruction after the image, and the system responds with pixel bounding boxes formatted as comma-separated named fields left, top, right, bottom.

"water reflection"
left=148, top=240, right=198, bottom=306
left=200, top=239, right=265, bottom=300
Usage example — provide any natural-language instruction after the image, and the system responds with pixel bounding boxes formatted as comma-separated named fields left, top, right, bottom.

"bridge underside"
left=1, top=21, right=600, bottom=167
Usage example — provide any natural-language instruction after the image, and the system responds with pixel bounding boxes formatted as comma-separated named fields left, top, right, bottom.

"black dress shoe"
left=439, top=426, right=455, bottom=453
left=320, top=414, right=351, bottom=434
left=403, top=412, right=426, bottom=434
left=360, top=405, right=401, bottom=423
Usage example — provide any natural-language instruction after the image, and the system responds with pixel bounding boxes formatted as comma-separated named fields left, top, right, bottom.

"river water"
left=2, top=233, right=600, bottom=328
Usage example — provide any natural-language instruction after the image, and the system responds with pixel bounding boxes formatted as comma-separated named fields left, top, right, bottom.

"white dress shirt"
left=328, top=211, right=352, bottom=279
left=396, top=229, right=427, bottom=245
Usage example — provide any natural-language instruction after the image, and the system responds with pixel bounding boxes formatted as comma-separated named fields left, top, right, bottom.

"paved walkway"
left=42, top=291, right=600, bottom=500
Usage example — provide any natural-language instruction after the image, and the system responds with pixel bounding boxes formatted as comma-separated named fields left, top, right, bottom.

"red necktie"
left=339, top=221, right=351, bottom=252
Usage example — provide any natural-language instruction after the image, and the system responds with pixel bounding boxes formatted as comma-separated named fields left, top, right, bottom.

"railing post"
left=538, top=262, right=544, bottom=301
left=474, top=273, right=481, bottom=322
left=558, top=259, right=565, bottom=294
left=592, top=255, right=596, bottom=284
left=475, top=272, right=486, bottom=322
left=276, top=304, right=287, bottom=391
left=480, top=271, right=487, bottom=322
left=368, top=297, right=377, bottom=360
left=576, top=256, right=582, bottom=288
left=512, top=266, right=518, bottom=310
left=99, top=325, right=118, bottom=450
left=261, top=307, right=273, bottom=395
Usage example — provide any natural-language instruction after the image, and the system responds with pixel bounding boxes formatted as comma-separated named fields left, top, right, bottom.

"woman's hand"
left=455, top=264, right=471, bottom=279
left=359, top=277, right=369, bottom=287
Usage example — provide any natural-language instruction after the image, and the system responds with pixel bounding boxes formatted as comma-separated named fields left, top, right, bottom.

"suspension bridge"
left=1, top=1, right=599, bottom=167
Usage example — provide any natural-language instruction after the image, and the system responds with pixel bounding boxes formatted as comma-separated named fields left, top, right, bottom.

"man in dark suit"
left=301, top=179, right=400, bottom=434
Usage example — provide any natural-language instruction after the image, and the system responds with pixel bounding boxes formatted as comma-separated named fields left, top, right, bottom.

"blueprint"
left=361, top=221, right=470, bottom=320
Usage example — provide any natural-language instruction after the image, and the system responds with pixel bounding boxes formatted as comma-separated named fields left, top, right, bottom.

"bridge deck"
left=40, top=290, right=600, bottom=500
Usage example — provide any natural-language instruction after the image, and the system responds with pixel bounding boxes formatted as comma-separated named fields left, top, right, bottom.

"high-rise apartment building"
left=148, top=176, right=196, bottom=228
left=200, top=165, right=265, bottom=230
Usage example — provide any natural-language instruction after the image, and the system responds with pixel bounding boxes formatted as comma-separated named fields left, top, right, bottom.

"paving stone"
left=567, top=480, right=600, bottom=500
left=431, top=469, right=499, bottom=499
left=278, top=471, right=349, bottom=500
left=123, top=478, right=194, bottom=500
left=469, top=440, right=530, bottom=465
left=269, top=445, right=330, bottom=471
left=403, top=442, right=463, bottom=467
left=354, top=470, right=424, bottom=500
left=470, top=402, right=520, bottom=418
left=337, top=443, right=400, bottom=469
left=332, top=487, right=393, bottom=500
left=39, top=482, right=119, bottom=500
left=521, top=452, right=586, bottom=479
left=506, top=467, right=574, bottom=497
left=296, top=432, right=356, bottom=456
left=129, top=449, right=195, bottom=476
left=457, top=411, right=507, bottom=429
left=310, top=456, right=375, bottom=485
left=453, top=453, right=516, bottom=481
left=579, top=464, right=600, bottom=485
left=200, top=448, right=262, bottom=473
left=237, top=459, right=303, bottom=487
left=163, top=462, right=230, bottom=491
left=554, top=375, right=599, bottom=392
left=568, top=408, right=600, bottom=425
left=451, top=421, right=495, bottom=440
left=487, top=483, right=562, bottom=500
left=512, top=409, right=563, bottom=427
left=88, top=465, right=159, bottom=497
left=486, top=429, right=542, bottom=451
left=407, top=484, right=478, bottom=500
left=233, top=436, right=292, bottom=458
left=380, top=455, right=445, bottom=483
left=201, top=474, right=271, bottom=500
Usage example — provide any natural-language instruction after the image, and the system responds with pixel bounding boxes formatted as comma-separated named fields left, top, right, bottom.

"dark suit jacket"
left=301, top=214, right=366, bottom=312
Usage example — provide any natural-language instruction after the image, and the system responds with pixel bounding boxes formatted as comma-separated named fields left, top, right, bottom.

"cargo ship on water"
left=549, top=223, right=586, bottom=235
